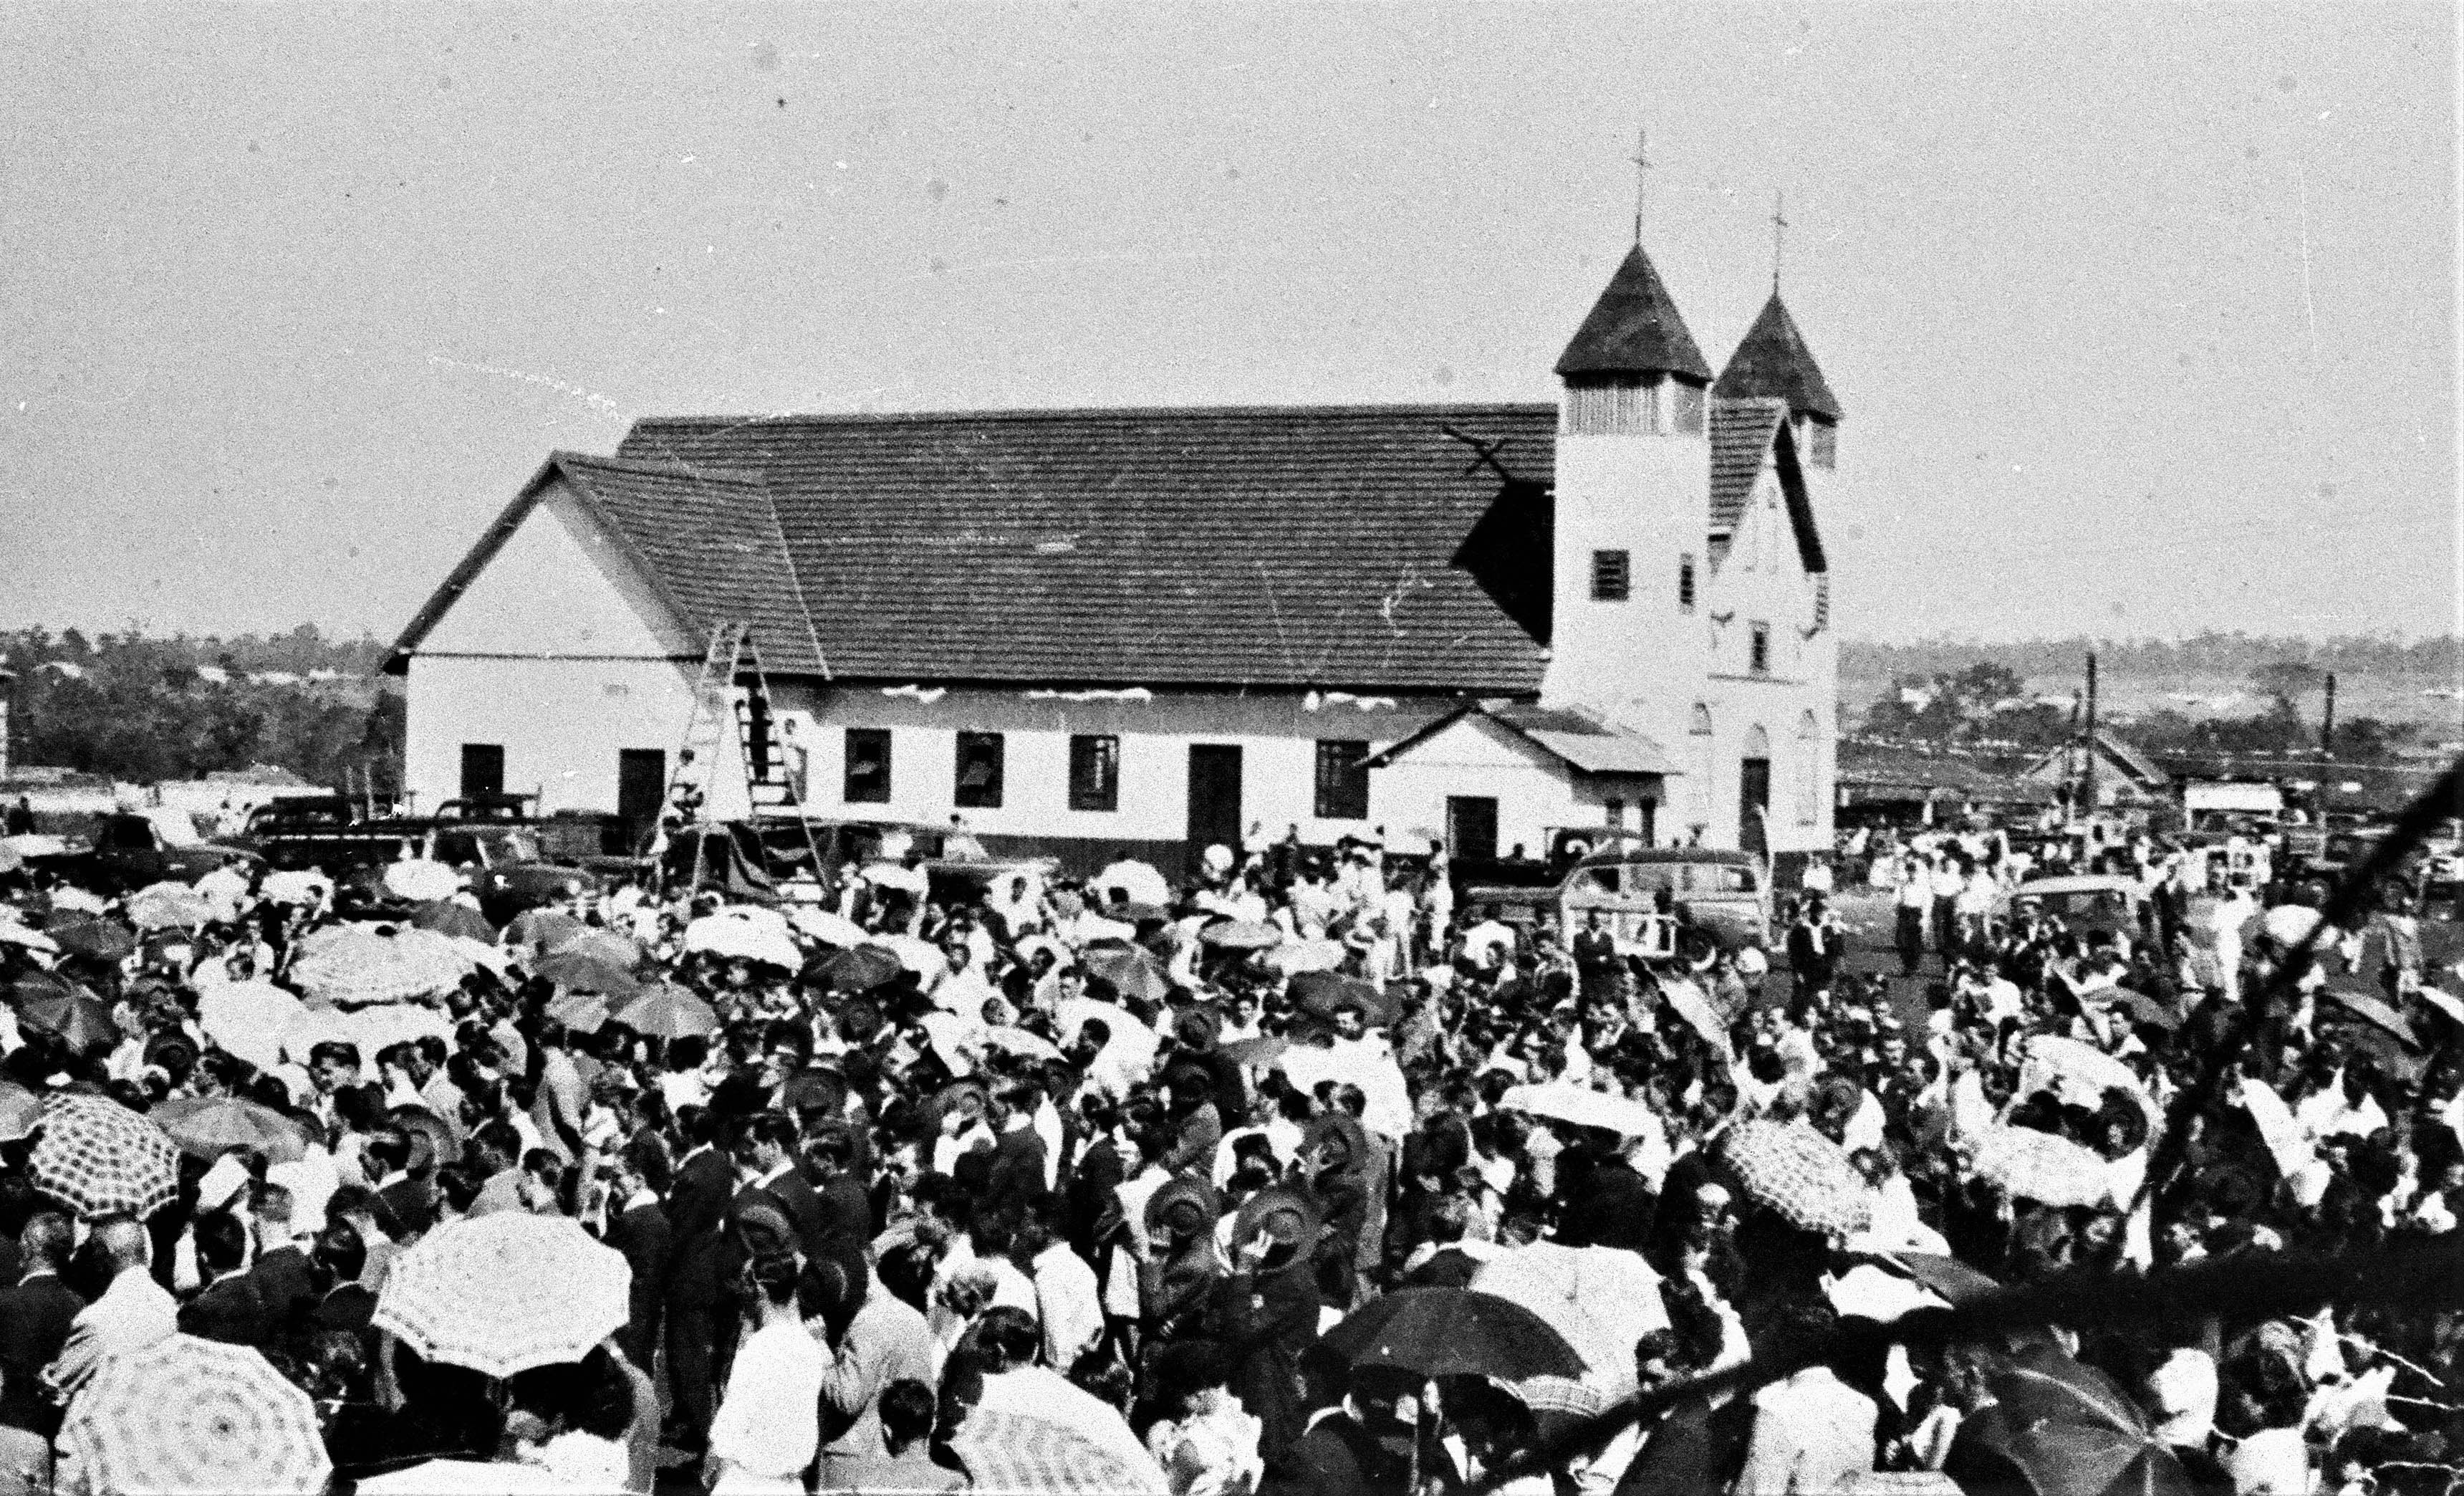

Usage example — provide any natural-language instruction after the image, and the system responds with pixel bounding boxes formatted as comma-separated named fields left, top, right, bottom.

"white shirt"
left=1031, top=1241, right=1106, bottom=1371
left=1735, top=1366, right=1877, bottom=1496
left=712, top=1317, right=828, bottom=1481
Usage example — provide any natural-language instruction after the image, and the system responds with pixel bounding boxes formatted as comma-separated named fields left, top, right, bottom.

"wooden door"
left=1186, top=745, right=1243, bottom=871
left=1446, top=795, right=1499, bottom=863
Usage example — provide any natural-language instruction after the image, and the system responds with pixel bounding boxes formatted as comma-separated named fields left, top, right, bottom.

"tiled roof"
left=1713, top=292, right=1842, bottom=421
left=1364, top=699, right=1679, bottom=777
left=554, top=454, right=827, bottom=676
left=387, top=454, right=827, bottom=675
left=1708, top=398, right=1787, bottom=532
left=614, top=404, right=1561, bottom=692
left=1553, top=246, right=1713, bottom=381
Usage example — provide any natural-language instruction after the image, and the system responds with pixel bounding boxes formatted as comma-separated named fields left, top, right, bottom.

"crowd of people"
left=0, top=800, right=2457, bottom=1496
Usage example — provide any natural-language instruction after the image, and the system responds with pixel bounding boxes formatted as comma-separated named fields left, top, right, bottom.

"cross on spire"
left=1630, top=128, right=1652, bottom=244
left=1771, top=188, right=1789, bottom=290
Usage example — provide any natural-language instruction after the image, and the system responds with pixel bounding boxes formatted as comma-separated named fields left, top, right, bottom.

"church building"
left=387, top=236, right=1851, bottom=879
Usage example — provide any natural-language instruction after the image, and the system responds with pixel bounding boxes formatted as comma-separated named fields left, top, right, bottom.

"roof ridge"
left=547, top=449, right=769, bottom=486
left=625, top=401, right=1557, bottom=431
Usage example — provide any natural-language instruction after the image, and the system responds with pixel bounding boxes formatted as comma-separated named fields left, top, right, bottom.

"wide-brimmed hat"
left=1299, top=1113, right=1367, bottom=1174
left=921, top=1079, right=989, bottom=1138
left=1231, top=1183, right=1322, bottom=1255
left=1145, top=1175, right=1222, bottom=1240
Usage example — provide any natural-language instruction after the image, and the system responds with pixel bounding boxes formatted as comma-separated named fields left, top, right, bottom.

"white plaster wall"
left=764, top=687, right=1460, bottom=845
left=1364, top=714, right=1659, bottom=855
left=420, top=483, right=696, bottom=660
left=1692, top=471, right=1836, bottom=857
left=1541, top=425, right=1713, bottom=728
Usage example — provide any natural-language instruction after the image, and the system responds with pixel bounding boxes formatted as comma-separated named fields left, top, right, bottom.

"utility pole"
left=2081, top=651, right=2099, bottom=823
left=2321, top=673, right=2337, bottom=760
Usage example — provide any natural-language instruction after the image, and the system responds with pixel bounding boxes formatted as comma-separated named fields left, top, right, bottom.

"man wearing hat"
left=1140, top=1174, right=1228, bottom=1366
left=1204, top=1184, right=1324, bottom=1472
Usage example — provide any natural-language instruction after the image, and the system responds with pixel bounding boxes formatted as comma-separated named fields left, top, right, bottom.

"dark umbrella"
left=390, top=1105, right=463, bottom=1168
left=2337, top=1024, right=2424, bottom=1082
left=1080, top=943, right=1171, bottom=1006
left=1316, top=1287, right=1584, bottom=1384
left=45, top=919, right=135, bottom=964
left=1961, top=1349, right=2195, bottom=1496
left=806, top=944, right=902, bottom=995
left=531, top=949, right=644, bottom=999
left=2112, top=988, right=2183, bottom=1033
left=1289, top=971, right=1396, bottom=1027
left=406, top=901, right=495, bottom=942
left=1869, top=1251, right=2001, bottom=1306
left=12, top=976, right=119, bottom=1053
left=2324, top=987, right=2417, bottom=1047
left=1219, top=1034, right=1290, bottom=1069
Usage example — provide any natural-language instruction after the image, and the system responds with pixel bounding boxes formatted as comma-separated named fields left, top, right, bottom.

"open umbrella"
left=1498, top=1082, right=1662, bottom=1140
left=869, top=934, right=947, bottom=978
left=383, top=859, right=463, bottom=903
left=1220, top=1033, right=1290, bottom=1069
left=1963, top=1348, right=2195, bottom=1496
left=13, top=974, right=120, bottom=1053
left=948, top=1406, right=1170, bottom=1496
left=1713, top=1120, right=1875, bottom=1237
left=865, top=863, right=930, bottom=899
left=787, top=906, right=870, bottom=948
left=259, top=870, right=331, bottom=907
left=1082, top=943, right=1172, bottom=1006
left=2112, top=988, right=2183, bottom=1032
left=1055, top=997, right=1160, bottom=1073
left=2339, top=1024, right=2424, bottom=1083
left=1862, top=1251, right=2001, bottom=1308
left=127, top=881, right=216, bottom=931
left=44, top=917, right=134, bottom=964
left=357, top=1459, right=597, bottom=1493
left=531, top=947, right=644, bottom=999
left=1264, top=939, right=1347, bottom=975
left=373, top=1213, right=631, bottom=1377
left=1319, top=1286, right=1587, bottom=1383
left=391, top=1104, right=463, bottom=1167
left=408, top=900, right=496, bottom=941
left=1466, top=1242, right=1667, bottom=1391
left=1288, top=969, right=1398, bottom=1027
left=1653, top=973, right=1736, bottom=1055
left=63, top=1333, right=330, bottom=1495
left=504, top=906, right=587, bottom=954
left=684, top=907, right=802, bottom=969
left=2019, top=1036, right=2147, bottom=1111
left=542, top=988, right=612, bottom=1035
left=0, top=919, right=58, bottom=956
left=2324, top=987, right=2417, bottom=1047
left=288, top=924, right=453, bottom=1007
left=197, top=980, right=309, bottom=1073
left=982, top=1025, right=1064, bottom=1063
left=807, top=944, right=903, bottom=994
left=32, top=1093, right=181, bottom=1218
left=1093, top=859, right=1171, bottom=908
left=0, top=1082, right=42, bottom=1142
left=150, top=1095, right=314, bottom=1164
left=1968, top=1126, right=2115, bottom=1209
left=608, top=983, right=721, bottom=1040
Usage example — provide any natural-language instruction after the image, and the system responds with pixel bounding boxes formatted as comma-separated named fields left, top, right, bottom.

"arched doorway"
left=1740, top=724, right=1771, bottom=855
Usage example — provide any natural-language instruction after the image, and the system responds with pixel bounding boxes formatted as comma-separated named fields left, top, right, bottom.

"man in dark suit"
left=308, top=1222, right=379, bottom=1348
left=661, top=1107, right=738, bottom=1457
left=597, top=1155, right=670, bottom=1377
left=0, top=1214, right=82, bottom=1439
left=179, top=1211, right=271, bottom=1348
left=736, top=1115, right=826, bottom=1266
left=244, top=1183, right=317, bottom=1343
left=365, top=1126, right=438, bottom=1239
left=1554, top=1128, right=1657, bottom=1255
left=980, top=1080, right=1050, bottom=1222
left=1785, top=897, right=1844, bottom=1018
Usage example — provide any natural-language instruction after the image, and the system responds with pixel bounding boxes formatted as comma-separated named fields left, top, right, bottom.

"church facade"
left=388, top=239, right=1852, bottom=879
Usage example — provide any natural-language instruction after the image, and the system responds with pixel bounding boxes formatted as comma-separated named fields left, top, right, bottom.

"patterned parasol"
left=607, top=983, right=720, bottom=1040
left=372, top=1213, right=631, bottom=1377
left=126, top=881, right=216, bottom=931
left=63, top=1333, right=329, bottom=1495
left=287, top=924, right=456, bottom=1007
left=32, top=1093, right=181, bottom=1219
left=1968, top=1125, right=2117, bottom=1209
left=948, top=1406, right=1171, bottom=1496
left=1714, top=1120, right=1876, bottom=1237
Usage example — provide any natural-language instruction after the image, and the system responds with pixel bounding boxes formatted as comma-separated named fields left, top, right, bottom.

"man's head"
left=19, top=1212, right=71, bottom=1275
left=195, top=1209, right=249, bottom=1278
left=314, top=1220, right=367, bottom=1287
left=307, top=1042, right=362, bottom=1095
left=89, top=1214, right=150, bottom=1280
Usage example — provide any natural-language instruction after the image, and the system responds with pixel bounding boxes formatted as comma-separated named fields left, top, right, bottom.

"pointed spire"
left=1714, top=290, right=1842, bottom=422
left=1554, top=245, right=1713, bottom=381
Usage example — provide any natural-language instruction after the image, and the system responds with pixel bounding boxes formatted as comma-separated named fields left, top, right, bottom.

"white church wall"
left=1365, top=715, right=1662, bottom=858
left=1541, top=426, right=1713, bottom=727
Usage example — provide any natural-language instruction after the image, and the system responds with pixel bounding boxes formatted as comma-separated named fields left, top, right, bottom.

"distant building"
left=390, top=236, right=1854, bottom=876
left=2016, top=730, right=2168, bottom=809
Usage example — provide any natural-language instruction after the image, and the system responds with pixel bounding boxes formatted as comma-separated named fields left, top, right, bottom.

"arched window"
left=1743, top=724, right=1768, bottom=757
left=1795, top=711, right=1820, bottom=825
left=1687, top=705, right=1714, bottom=832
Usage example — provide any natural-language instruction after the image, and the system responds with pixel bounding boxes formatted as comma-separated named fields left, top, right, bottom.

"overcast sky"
left=1, top=3, right=2453, bottom=645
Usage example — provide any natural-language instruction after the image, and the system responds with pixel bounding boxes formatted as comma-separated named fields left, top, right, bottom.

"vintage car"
left=1993, top=873, right=2147, bottom=940
left=37, top=809, right=261, bottom=893
left=663, top=817, right=1054, bottom=908
left=1467, top=843, right=1771, bottom=957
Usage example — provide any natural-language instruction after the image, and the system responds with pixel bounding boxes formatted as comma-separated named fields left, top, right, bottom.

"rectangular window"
left=1068, top=734, right=1120, bottom=812
left=1671, top=380, right=1706, bottom=435
left=953, top=732, right=1004, bottom=809
left=1809, top=420, right=1837, bottom=470
left=1604, top=797, right=1625, bottom=829
left=458, top=744, right=504, bottom=801
left=843, top=728, right=891, bottom=804
left=1678, top=554, right=1697, bottom=613
left=1314, top=739, right=1371, bottom=820
left=1749, top=622, right=1771, bottom=676
left=1590, top=549, right=1631, bottom=601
